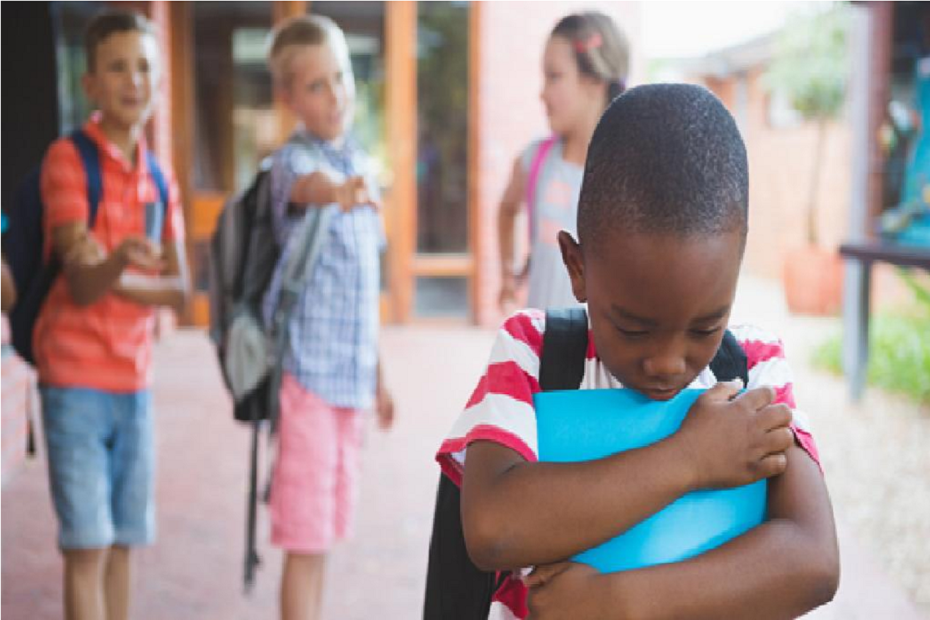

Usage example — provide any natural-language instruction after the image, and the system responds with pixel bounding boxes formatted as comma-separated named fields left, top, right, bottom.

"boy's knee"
left=63, top=548, right=107, bottom=571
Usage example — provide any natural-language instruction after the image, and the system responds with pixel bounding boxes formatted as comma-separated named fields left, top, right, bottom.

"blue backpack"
left=3, top=129, right=169, bottom=365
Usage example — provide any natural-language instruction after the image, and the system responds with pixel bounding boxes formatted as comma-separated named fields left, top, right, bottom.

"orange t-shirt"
left=34, top=116, right=185, bottom=392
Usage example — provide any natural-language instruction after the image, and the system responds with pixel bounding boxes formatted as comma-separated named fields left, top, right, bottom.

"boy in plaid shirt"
left=263, top=15, right=394, bottom=620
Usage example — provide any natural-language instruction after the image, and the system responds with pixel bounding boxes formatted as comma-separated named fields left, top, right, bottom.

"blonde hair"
left=267, top=15, right=350, bottom=91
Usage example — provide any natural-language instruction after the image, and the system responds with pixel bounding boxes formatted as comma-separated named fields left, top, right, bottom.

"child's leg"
left=270, top=376, right=366, bottom=619
left=41, top=387, right=119, bottom=620
left=107, top=390, right=155, bottom=620
left=281, top=552, right=326, bottom=620
left=104, top=545, right=131, bottom=620
left=63, top=548, right=106, bottom=620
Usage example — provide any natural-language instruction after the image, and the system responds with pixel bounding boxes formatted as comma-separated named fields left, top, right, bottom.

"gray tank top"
left=521, top=138, right=585, bottom=310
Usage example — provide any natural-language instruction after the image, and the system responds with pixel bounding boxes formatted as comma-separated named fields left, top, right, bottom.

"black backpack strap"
left=709, top=329, right=749, bottom=385
left=540, top=307, right=589, bottom=391
left=423, top=474, right=498, bottom=620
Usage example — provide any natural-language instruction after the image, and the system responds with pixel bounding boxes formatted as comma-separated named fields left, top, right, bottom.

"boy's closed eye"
left=614, top=325, right=649, bottom=339
left=689, top=326, right=722, bottom=338
left=611, top=323, right=722, bottom=339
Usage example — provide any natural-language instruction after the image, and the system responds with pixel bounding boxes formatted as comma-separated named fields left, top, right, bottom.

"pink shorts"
left=270, top=374, right=365, bottom=553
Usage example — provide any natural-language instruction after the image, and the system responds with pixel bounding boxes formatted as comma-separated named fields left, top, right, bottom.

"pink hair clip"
left=574, top=32, right=602, bottom=54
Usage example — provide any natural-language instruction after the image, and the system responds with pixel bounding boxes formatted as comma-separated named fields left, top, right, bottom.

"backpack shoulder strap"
left=145, top=151, right=171, bottom=216
left=709, top=329, right=749, bottom=386
left=526, top=135, right=558, bottom=237
left=540, top=307, right=589, bottom=391
left=69, top=130, right=102, bottom=229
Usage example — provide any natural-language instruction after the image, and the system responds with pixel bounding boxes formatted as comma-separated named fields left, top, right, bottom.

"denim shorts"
left=40, top=386, right=155, bottom=550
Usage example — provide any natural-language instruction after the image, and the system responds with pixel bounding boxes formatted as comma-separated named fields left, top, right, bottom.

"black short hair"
left=577, top=83, right=748, bottom=249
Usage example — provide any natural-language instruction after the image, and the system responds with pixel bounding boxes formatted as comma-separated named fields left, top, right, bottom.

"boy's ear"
left=557, top=230, right=587, bottom=303
left=274, top=83, right=290, bottom=107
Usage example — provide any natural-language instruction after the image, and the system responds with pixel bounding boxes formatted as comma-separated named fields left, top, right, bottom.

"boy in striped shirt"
left=436, top=84, right=838, bottom=619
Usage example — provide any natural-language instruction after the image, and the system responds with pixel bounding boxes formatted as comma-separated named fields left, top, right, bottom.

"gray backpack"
left=207, top=154, right=333, bottom=591
left=208, top=158, right=333, bottom=424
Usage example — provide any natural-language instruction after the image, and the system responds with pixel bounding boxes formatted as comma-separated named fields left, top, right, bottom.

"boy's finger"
left=524, top=562, right=571, bottom=588
left=127, top=250, right=165, bottom=271
left=757, top=402, right=793, bottom=431
left=705, top=380, right=743, bottom=402
left=733, top=385, right=776, bottom=410
left=755, top=452, right=788, bottom=479
left=763, top=425, right=795, bottom=455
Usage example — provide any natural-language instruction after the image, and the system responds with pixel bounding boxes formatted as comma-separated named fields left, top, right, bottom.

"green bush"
left=812, top=313, right=930, bottom=403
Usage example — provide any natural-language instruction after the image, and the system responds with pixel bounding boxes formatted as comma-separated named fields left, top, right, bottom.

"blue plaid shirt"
left=262, top=130, right=383, bottom=410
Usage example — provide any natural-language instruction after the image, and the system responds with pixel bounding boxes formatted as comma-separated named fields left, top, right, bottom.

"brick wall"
left=703, top=67, right=918, bottom=310
left=474, top=2, right=643, bottom=327
left=704, top=68, right=853, bottom=281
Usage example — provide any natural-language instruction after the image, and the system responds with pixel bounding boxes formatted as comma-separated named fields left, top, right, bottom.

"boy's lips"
left=641, top=386, right=680, bottom=400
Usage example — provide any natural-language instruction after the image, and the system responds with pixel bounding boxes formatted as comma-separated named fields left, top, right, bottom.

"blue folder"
left=534, top=388, right=766, bottom=573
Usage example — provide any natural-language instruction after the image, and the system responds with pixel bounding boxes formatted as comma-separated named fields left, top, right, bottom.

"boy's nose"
left=642, top=352, right=687, bottom=381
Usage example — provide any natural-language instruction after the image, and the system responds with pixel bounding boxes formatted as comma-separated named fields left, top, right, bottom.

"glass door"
left=413, top=1, right=472, bottom=320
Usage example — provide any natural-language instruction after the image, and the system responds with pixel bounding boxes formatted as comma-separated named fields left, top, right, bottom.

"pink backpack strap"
left=526, top=135, right=558, bottom=237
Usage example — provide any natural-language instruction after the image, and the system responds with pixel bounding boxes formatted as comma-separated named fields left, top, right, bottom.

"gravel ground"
left=732, top=276, right=930, bottom=613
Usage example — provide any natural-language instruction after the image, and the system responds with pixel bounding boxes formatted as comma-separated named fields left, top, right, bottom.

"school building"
left=4, top=1, right=926, bottom=477
left=3, top=0, right=643, bottom=332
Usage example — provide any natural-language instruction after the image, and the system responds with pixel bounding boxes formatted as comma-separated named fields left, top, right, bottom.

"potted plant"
left=766, top=6, right=850, bottom=315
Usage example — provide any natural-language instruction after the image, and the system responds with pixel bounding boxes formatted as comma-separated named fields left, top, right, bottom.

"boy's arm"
left=527, top=446, right=839, bottom=620
left=112, top=236, right=191, bottom=314
left=52, top=222, right=162, bottom=307
left=2, top=258, right=17, bottom=313
left=461, top=385, right=792, bottom=571
left=375, top=357, right=394, bottom=430
left=290, top=172, right=377, bottom=212
left=498, top=156, right=526, bottom=307
left=463, top=437, right=693, bottom=571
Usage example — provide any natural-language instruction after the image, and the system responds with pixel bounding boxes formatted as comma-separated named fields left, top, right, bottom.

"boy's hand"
left=64, top=235, right=106, bottom=267
left=498, top=268, right=528, bottom=314
left=375, top=383, right=394, bottom=430
left=334, top=176, right=380, bottom=212
left=674, top=382, right=794, bottom=490
left=525, top=562, right=607, bottom=620
left=115, top=237, right=165, bottom=272
left=498, top=274, right=518, bottom=314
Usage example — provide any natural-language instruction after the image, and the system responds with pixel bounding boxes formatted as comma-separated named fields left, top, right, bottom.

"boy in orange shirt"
left=36, top=10, right=189, bottom=620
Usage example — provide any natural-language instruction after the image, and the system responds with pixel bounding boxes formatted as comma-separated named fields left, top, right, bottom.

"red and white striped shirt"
left=436, top=309, right=820, bottom=620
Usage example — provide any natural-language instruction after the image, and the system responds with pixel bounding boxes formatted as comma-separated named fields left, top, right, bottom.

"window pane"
left=52, top=1, right=107, bottom=133
left=192, top=1, right=274, bottom=192
left=416, top=2, right=470, bottom=254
